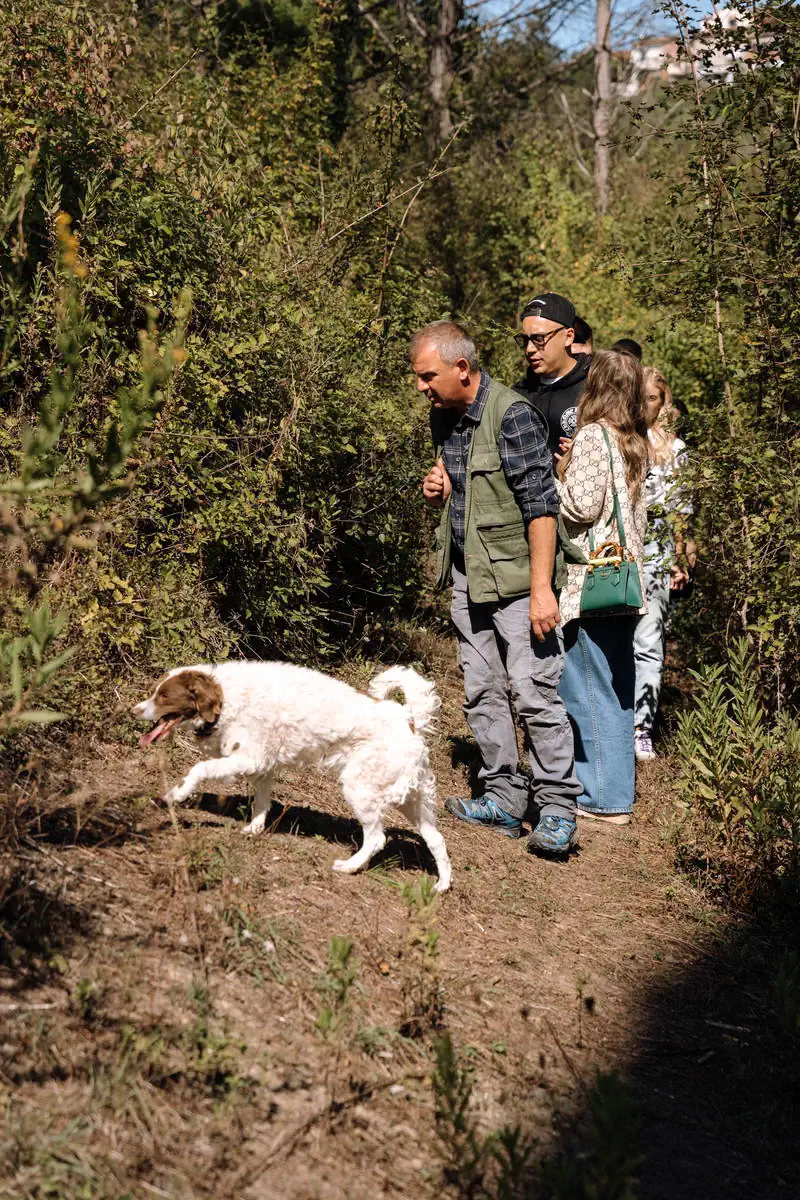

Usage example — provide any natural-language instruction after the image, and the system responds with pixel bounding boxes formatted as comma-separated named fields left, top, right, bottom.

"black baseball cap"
left=520, top=292, right=576, bottom=328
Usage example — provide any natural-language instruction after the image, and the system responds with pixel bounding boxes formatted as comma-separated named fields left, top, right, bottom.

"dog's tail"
left=368, top=666, right=441, bottom=734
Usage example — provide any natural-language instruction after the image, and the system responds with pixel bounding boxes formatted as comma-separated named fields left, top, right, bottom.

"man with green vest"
left=413, top=320, right=581, bottom=856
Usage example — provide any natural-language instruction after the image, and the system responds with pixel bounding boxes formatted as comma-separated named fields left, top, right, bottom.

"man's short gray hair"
left=410, top=320, right=479, bottom=372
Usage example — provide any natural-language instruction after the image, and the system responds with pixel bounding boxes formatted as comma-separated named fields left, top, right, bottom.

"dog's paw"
left=242, top=817, right=266, bottom=837
left=434, top=878, right=451, bottom=894
left=332, top=858, right=357, bottom=874
left=163, top=787, right=185, bottom=806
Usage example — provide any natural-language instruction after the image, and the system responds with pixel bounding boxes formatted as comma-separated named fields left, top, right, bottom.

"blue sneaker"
left=527, top=814, right=579, bottom=857
left=444, top=796, right=522, bottom=838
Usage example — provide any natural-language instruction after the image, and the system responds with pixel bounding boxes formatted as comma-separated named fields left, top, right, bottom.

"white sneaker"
left=635, top=728, right=656, bottom=761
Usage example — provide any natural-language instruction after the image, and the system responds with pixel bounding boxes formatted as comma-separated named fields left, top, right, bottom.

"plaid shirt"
left=439, top=371, right=558, bottom=556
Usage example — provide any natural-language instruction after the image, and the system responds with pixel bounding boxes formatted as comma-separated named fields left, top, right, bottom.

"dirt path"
left=1, top=642, right=796, bottom=1199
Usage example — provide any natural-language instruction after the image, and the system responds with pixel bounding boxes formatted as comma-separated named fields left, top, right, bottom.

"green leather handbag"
left=580, top=429, right=643, bottom=617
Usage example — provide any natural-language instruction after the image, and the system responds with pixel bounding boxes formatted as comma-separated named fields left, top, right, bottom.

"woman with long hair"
left=633, top=368, right=695, bottom=760
left=556, top=350, right=650, bottom=823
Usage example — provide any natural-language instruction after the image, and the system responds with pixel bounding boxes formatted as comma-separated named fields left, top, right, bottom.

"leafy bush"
left=432, top=1031, right=537, bottom=1199
left=540, top=1071, right=640, bottom=1200
left=0, top=199, right=188, bottom=734
left=1, top=0, right=448, bottom=734
left=621, top=1, right=800, bottom=699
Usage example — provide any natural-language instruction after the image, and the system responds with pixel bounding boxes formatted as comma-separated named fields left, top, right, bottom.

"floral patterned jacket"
left=555, top=422, right=648, bottom=626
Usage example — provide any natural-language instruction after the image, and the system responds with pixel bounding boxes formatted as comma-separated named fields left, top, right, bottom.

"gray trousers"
left=450, top=564, right=581, bottom=821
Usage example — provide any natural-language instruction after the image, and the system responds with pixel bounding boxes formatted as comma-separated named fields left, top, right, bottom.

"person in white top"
left=634, top=368, right=696, bottom=760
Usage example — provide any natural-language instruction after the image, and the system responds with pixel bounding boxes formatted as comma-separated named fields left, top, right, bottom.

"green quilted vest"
left=433, top=377, right=542, bottom=603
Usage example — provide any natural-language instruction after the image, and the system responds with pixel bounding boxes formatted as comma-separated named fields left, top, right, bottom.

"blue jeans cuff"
left=578, top=803, right=633, bottom=815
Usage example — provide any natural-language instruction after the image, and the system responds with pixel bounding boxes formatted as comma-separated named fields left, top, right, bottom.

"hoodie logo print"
left=561, top=406, right=577, bottom=436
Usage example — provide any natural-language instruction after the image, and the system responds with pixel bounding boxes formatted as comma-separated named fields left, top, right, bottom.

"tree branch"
left=117, top=49, right=200, bottom=132
left=558, top=90, right=592, bottom=178
left=397, top=0, right=429, bottom=41
left=357, top=3, right=400, bottom=54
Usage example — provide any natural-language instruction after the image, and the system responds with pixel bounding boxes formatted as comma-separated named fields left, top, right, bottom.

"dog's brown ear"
left=186, top=672, right=223, bottom=724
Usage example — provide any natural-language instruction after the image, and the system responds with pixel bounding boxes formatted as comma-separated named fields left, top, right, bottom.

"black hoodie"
left=513, top=353, right=591, bottom=462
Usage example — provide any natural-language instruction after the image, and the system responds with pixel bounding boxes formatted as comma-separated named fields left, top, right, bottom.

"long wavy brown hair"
left=643, top=366, right=678, bottom=467
left=559, top=350, right=649, bottom=501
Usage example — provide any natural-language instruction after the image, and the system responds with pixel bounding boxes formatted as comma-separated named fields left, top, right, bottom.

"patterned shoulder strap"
left=588, top=426, right=628, bottom=552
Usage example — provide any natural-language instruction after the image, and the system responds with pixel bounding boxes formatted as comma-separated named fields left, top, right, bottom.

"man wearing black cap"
left=513, top=293, right=591, bottom=463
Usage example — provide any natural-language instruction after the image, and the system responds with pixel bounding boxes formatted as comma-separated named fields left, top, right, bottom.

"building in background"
left=619, top=8, right=767, bottom=97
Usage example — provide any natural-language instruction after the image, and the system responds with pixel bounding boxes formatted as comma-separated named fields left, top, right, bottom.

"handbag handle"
left=588, top=427, right=629, bottom=554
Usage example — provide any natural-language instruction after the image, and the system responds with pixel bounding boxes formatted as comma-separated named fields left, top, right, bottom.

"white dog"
left=134, top=661, right=451, bottom=892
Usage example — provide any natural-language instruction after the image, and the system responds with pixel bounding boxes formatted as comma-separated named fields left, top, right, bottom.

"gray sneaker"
left=444, top=796, right=522, bottom=838
left=527, top=814, right=579, bottom=857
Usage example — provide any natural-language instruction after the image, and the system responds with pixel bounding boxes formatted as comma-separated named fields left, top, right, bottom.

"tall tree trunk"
left=429, top=0, right=462, bottom=146
left=593, top=0, right=612, bottom=215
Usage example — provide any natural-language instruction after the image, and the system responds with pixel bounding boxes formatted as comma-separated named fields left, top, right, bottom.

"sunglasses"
left=514, top=327, right=565, bottom=351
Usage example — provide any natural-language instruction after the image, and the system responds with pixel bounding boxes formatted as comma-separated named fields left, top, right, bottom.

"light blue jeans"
left=559, top=616, right=637, bottom=815
left=634, top=546, right=672, bottom=732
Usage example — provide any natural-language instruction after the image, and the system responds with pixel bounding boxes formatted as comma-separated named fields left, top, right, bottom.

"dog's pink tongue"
left=140, top=723, right=166, bottom=748
left=140, top=717, right=179, bottom=748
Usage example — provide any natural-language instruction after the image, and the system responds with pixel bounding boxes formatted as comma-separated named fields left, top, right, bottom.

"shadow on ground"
left=448, top=735, right=482, bottom=798
left=630, top=893, right=800, bottom=1198
left=541, top=888, right=800, bottom=1199
left=194, top=794, right=440, bottom=880
left=0, top=865, right=95, bottom=985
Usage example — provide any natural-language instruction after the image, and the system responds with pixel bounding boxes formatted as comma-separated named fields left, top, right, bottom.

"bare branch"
left=286, top=164, right=458, bottom=273
left=117, top=49, right=200, bottom=131
left=558, top=91, right=592, bottom=179
left=397, top=0, right=429, bottom=41
left=454, top=0, right=569, bottom=42
left=357, top=3, right=400, bottom=54
left=379, top=123, right=465, bottom=300
left=594, top=0, right=613, bottom=214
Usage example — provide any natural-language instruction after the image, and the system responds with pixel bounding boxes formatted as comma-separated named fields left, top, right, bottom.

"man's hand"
left=670, top=564, right=690, bottom=591
left=422, top=459, right=451, bottom=508
left=530, top=586, right=560, bottom=643
left=527, top=516, right=558, bottom=640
